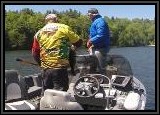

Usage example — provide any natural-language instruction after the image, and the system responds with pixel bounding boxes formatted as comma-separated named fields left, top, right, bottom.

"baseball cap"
left=45, top=14, right=57, bottom=21
left=88, top=8, right=99, bottom=14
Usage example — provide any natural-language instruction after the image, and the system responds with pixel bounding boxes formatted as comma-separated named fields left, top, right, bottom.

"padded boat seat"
left=5, top=100, right=38, bottom=110
left=28, top=86, right=42, bottom=98
left=24, top=74, right=42, bottom=98
left=5, top=70, right=28, bottom=102
left=40, top=89, right=83, bottom=110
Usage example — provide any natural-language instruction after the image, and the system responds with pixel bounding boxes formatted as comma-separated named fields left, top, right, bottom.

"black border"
left=1, top=0, right=159, bottom=114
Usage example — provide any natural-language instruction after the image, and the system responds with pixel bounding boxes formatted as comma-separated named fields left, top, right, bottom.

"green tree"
left=5, top=8, right=155, bottom=50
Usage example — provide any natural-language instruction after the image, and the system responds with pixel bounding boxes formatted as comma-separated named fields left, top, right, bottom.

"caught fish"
left=69, top=46, right=76, bottom=75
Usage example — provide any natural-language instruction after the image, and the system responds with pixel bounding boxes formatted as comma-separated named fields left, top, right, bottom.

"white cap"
left=45, top=14, right=57, bottom=21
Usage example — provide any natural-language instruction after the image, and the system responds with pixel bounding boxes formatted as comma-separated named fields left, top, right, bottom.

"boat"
left=5, top=54, right=146, bottom=110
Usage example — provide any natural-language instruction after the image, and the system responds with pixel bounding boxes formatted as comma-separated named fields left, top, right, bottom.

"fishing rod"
left=16, top=58, right=39, bottom=66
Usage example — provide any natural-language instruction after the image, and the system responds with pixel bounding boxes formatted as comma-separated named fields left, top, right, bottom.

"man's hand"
left=70, top=45, right=76, bottom=51
left=87, top=39, right=92, bottom=48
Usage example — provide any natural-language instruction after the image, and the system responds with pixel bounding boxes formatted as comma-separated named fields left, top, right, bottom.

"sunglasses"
left=87, top=13, right=92, bottom=16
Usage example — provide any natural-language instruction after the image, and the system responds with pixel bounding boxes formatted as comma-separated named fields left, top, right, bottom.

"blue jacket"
left=89, top=15, right=110, bottom=50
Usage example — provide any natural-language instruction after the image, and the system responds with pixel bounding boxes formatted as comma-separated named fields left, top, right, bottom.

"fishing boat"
left=5, top=54, right=146, bottom=110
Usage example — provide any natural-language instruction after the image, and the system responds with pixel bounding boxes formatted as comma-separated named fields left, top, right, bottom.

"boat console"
left=73, top=74, right=112, bottom=109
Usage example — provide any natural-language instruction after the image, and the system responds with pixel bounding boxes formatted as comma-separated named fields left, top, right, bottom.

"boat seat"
left=28, top=86, right=42, bottom=98
left=40, top=89, right=83, bottom=110
left=24, top=74, right=42, bottom=98
left=5, top=70, right=28, bottom=102
left=5, top=100, right=38, bottom=110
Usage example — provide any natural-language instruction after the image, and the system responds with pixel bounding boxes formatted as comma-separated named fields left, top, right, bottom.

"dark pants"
left=41, top=68, right=69, bottom=95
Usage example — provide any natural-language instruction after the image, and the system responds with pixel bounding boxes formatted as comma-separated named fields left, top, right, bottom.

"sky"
left=5, top=5, right=155, bottom=20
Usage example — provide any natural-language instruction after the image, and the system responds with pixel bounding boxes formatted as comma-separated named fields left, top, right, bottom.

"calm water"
left=5, top=47, right=155, bottom=110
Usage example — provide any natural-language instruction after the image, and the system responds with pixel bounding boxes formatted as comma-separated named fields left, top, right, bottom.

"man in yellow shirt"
left=32, top=14, right=82, bottom=94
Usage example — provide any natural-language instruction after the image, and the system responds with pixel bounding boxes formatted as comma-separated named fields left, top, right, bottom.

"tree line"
left=5, top=8, right=155, bottom=50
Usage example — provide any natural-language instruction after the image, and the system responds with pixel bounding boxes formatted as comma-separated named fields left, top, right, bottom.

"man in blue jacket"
left=87, top=8, right=110, bottom=75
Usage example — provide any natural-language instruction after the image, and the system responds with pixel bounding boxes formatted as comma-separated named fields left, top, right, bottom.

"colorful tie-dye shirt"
left=34, top=23, right=80, bottom=68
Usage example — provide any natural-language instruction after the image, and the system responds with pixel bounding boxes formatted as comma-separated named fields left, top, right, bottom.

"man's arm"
left=72, top=39, right=83, bottom=48
left=32, top=37, right=41, bottom=66
left=67, top=27, right=83, bottom=48
left=90, top=20, right=108, bottom=45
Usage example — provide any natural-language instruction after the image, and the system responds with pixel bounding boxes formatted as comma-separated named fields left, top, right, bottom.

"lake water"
left=4, top=46, right=156, bottom=110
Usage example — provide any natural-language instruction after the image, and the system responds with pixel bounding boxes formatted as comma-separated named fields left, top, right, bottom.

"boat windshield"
left=75, top=54, right=133, bottom=77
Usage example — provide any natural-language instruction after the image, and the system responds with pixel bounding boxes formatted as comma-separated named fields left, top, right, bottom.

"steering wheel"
left=73, top=76, right=100, bottom=98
